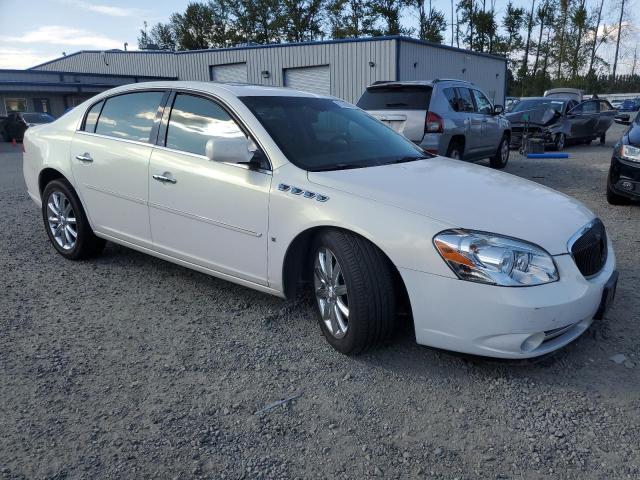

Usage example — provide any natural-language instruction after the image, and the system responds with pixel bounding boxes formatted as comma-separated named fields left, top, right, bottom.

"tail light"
left=425, top=111, right=443, bottom=133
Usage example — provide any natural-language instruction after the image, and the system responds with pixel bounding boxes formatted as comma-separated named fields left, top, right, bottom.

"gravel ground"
left=1, top=120, right=639, bottom=480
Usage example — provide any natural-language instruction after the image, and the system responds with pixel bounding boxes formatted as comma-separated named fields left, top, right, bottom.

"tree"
left=555, top=0, right=571, bottom=78
left=170, top=2, right=217, bottom=50
left=326, top=0, right=377, bottom=38
left=227, top=0, right=284, bottom=44
left=519, top=0, right=537, bottom=80
left=532, top=0, right=552, bottom=75
left=500, top=2, right=525, bottom=72
left=282, top=0, right=326, bottom=42
left=587, top=0, right=605, bottom=75
left=569, top=0, right=588, bottom=78
left=414, top=0, right=446, bottom=43
left=456, top=0, right=475, bottom=50
left=612, top=0, right=626, bottom=77
left=369, top=0, right=411, bottom=35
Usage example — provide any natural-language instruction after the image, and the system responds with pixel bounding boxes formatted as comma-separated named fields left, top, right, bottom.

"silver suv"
left=357, top=79, right=511, bottom=169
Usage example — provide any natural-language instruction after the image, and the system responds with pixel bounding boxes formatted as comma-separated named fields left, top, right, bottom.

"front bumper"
left=609, top=154, right=640, bottom=199
left=400, top=240, right=616, bottom=358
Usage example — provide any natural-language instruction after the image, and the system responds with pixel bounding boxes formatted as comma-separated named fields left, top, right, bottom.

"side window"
left=443, top=88, right=458, bottom=111
left=83, top=100, right=103, bottom=133
left=166, top=93, right=247, bottom=156
left=472, top=89, right=493, bottom=114
left=456, top=88, right=475, bottom=113
left=95, top=91, right=164, bottom=142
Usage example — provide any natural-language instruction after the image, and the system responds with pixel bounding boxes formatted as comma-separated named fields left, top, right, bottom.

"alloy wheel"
left=501, top=139, right=509, bottom=164
left=47, top=191, right=77, bottom=250
left=314, top=247, right=349, bottom=339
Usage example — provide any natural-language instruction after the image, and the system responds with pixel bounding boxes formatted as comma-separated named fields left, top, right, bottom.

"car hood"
left=308, top=157, right=594, bottom=255
left=506, top=108, right=560, bottom=127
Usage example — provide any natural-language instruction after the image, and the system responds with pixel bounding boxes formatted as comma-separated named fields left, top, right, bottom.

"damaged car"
left=506, top=97, right=617, bottom=151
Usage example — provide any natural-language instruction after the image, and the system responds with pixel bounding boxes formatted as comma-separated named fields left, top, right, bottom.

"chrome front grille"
left=569, top=219, right=608, bottom=277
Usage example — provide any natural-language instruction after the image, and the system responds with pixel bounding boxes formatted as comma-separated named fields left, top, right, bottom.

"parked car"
left=610, top=99, right=624, bottom=109
left=505, top=96, right=520, bottom=112
left=1, top=112, right=55, bottom=141
left=506, top=97, right=617, bottom=150
left=607, top=113, right=640, bottom=204
left=23, top=81, right=617, bottom=359
left=618, top=99, right=640, bottom=112
left=356, top=79, right=511, bottom=169
left=544, top=88, right=584, bottom=102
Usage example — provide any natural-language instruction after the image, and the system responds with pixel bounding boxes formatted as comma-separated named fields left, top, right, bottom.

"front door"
left=568, top=101, right=599, bottom=139
left=148, top=92, right=271, bottom=285
left=456, top=87, right=484, bottom=157
left=70, top=90, right=166, bottom=245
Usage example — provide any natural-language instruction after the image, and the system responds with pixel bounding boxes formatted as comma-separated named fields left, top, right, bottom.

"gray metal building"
left=0, top=69, right=175, bottom=117
left=27, top=36, right=507, bottom=105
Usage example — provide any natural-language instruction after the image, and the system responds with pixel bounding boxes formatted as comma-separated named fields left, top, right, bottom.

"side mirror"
left=493, top=105, right=504, bottom=115
left=614, top=117, right=632, bottom=125
left=205, top=136, right=254, bottom=164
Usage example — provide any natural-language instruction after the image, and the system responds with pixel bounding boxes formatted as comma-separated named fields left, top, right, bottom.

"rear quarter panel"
left=23, top=109, right=84, bottom=206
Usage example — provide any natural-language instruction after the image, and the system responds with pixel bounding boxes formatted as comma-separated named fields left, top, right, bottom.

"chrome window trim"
left=75, top=130, right=154, bottom=148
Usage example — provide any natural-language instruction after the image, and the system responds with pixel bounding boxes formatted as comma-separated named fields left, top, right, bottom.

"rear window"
left=357, top=85, right=432, bottom=110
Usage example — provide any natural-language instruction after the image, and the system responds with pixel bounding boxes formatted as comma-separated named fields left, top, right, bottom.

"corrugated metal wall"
left=34, top=51, right=178, bottom=77
left=397, top=40, right=507, bottom=104
left=175, top=40, right=396, bottom=103
left=29, top=38, right=506, bottom=105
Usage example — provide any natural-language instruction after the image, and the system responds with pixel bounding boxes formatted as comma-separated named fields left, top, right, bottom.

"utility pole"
left=612, top=0, right=626, bottom=78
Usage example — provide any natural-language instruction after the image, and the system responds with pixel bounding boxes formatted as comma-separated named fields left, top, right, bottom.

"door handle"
left=152, top=173, right=177, bottom=184
left=75, top=153, right=93, bottom=163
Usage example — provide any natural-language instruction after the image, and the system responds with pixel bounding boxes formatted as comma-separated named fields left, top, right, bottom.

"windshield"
left=240, top=96, right=428, bottom=171
left=22, top=113, right=54, bottom=123
left=356, top=85, right=432, bottom=110
left=511, top=99, right=566, bottom=113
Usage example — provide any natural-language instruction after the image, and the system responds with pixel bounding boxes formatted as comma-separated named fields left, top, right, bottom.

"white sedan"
left=23, top=81, right=618, bottom=358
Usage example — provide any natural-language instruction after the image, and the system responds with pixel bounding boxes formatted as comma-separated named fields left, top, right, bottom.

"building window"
left=5, top=98, right=27, bottom=113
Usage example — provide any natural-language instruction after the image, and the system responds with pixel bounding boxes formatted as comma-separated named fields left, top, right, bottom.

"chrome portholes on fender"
left=278, top=184, right=329, bottom=202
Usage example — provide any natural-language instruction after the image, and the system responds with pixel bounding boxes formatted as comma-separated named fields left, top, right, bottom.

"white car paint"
left=23, top=81, right=616, bottom=359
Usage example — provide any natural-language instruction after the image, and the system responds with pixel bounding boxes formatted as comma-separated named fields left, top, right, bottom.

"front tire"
left=42, top=179, right=105, bottom=260
left=553, top=133, right=565, bottom=151
left=490, top=135, right=510, bottom=169
left=311, top=230, right=397, bottom=354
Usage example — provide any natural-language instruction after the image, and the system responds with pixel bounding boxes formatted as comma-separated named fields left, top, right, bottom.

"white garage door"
left=284, top=65, right=330, bottom=96
left=210, top=63, right=247, bottom=83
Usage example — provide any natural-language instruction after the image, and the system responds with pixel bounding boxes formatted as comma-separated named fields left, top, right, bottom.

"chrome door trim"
left=148, top=201, right=263, bottom=238
left=75, top=130, right=153, bottom=148
left=84, top=183, right=147, bottom=205
left=152, top=144, right=272, bottom=175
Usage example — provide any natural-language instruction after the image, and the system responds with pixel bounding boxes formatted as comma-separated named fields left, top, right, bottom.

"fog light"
left=521, top=332, right=545, bottom=352
left=619, top=180, right=634, bottom=191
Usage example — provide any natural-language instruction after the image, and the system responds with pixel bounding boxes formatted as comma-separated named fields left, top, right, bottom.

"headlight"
left=620, top=144, right=640, bottom=163
left=433, top=230, right=559, bottom=286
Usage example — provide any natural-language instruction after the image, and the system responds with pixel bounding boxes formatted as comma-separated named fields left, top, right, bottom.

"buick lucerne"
left=23, top=82, right=617, bottom=358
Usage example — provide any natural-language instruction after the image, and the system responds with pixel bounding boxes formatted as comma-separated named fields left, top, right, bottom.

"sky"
left=0, top=0, right=637, bottom=73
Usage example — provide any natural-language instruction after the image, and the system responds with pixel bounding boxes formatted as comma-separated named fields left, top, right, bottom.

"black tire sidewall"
left=555, top=134, right=565, bottom=151
left=42, top=179, right=93, bottom=260
left=447, top=142, right=463, bottom=160
left=490, top=136, right=509, bottom=169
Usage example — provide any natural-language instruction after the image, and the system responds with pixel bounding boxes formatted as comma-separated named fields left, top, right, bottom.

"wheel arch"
left=38, top=167, right=68, bottom=196
left=281, top=225, right=412, bottom=319
left=447, top=135, right=466, bottom=154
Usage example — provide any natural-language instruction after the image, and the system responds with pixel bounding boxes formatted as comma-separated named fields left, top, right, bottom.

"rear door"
left=356, top=84, right=431, bottom=142
left=70, top=90, right=167, bottom=246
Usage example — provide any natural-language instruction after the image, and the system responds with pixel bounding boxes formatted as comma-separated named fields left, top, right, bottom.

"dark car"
left=607, top=114, right=640, bottom=204
left=0, top=112, right=55, bottom=142
left=506, top=97, right=617, bottom=151
left=618, top=99, right=640, bottom=112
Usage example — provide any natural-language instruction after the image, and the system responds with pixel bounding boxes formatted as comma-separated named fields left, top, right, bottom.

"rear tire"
left=42, top=179, right=106, bottom=260
left=311, top=229, right=397, bottom=355
left=446, top=140, right=464, bottom=160
left=490, top=135, right=510, bottom=169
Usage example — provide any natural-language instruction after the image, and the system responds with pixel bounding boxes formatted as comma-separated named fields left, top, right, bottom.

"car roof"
left=96, top=80, right=330, bottom=99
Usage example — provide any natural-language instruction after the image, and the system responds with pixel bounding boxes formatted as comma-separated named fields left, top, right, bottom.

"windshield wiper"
left=386, top=156, right=430, bottom=165
left=385, top=102, right=409, bottom=107
left=310, top=163, right=370, bottom=172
